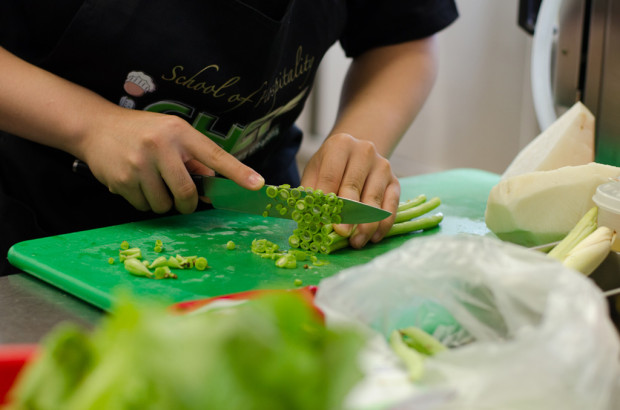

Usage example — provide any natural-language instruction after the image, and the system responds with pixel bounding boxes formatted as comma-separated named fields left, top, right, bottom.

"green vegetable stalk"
left=389, top=329, right=425, bottom=381
left=548, top=206, right=598, bottom=261
left=398, top=326, right=446, bottom=356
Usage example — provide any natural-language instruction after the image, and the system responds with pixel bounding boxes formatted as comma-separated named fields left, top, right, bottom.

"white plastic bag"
left=315, top=234, right=620, bottom=410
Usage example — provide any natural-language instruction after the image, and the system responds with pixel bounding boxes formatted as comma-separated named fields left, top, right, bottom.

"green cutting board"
left=8, top=168, right=500, bottom=311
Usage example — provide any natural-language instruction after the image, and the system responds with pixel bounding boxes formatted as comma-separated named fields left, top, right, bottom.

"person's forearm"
left=330, top=36, right=439, bottom=157
left=0, top=46, right=122, bottom=159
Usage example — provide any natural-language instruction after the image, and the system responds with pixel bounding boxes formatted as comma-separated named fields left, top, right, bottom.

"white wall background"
left=296, top=0, right=542, bottom=177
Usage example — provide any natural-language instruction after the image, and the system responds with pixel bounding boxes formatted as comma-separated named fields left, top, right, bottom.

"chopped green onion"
left=291, top=210, right=302, bottom=222
left=195, top=257, right=208, bottom=271
left=154, top=266, right=172, bottom=280
left=167, top=256, right=183, bottom=270
left=119, top=247, right=141, bottom=262
left=149, top=256, right=169, bottom=269
left=124, top=258, right=153, bottom=278
left=275, top=253, right=296, bottom=269
left=288, top=235, right=301, bottom=248
left=278, top=190, right=290, bottom=201
left=266, top=185, right=278, bottom=198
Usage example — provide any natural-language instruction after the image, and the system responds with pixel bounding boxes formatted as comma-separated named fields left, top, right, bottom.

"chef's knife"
left=72, top=160, right=391, bottom=224
left=192, top=174, right=391, bottom=224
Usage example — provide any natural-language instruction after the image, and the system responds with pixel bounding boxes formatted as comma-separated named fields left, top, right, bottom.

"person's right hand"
left=0, top=47, right=263, bottom=214
left=79, top=108, right=264, bottom=214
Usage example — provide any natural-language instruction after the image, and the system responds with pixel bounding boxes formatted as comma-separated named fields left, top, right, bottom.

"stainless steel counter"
left=0, top=273, right=102, bottom=344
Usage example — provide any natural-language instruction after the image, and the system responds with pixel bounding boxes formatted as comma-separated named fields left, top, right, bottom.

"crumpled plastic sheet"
left=315, top=234, right=620, bottom=410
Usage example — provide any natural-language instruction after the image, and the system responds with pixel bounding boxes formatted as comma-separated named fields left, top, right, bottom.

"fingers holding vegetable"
left=301, top=132, right=399, bottom=248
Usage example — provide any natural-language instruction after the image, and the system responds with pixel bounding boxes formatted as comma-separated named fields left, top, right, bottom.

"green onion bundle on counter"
left=262, top=185, right=444, bottom=255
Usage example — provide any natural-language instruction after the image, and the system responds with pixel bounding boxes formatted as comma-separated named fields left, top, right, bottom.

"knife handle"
left=190, top=174, right=206, bottom=196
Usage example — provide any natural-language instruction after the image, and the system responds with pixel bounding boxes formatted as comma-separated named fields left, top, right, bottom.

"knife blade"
left=192, top=174, right=391, bottom=224
left=71, top=160, right=391, bottom=224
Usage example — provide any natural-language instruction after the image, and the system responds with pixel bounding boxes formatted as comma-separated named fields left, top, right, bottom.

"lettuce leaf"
left=7, top=292, right=364, bottom=410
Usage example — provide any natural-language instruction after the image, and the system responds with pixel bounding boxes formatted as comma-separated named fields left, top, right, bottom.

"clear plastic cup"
left=592, top=180, right=620, bottom=252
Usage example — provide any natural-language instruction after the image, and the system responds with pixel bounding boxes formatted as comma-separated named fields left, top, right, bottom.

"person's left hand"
left=300, top=132, right=400, bottom=248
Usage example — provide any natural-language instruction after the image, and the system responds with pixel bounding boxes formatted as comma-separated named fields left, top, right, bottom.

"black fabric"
left=0, top=0, right=458, bottom=275
left=340, top=0, right=460, bottom=58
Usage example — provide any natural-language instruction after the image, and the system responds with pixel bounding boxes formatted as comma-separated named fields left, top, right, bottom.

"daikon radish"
left=502, top=101, right=594, bottom=179
left=485, top=162, right=620, bottom=246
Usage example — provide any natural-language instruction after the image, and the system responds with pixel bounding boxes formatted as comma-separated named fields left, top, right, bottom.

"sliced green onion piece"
left=195, top=257, right=208, bottom=270
left=290, top=188, right=301, bottom=199
left=266, top=185, right=278, bottom=198
left=288, top=235, right=301, bottom=248
left=278, top=189, right=290, bottom=201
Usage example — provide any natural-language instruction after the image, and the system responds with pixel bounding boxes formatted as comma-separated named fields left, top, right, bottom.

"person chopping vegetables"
left=0, top=0, right=458, bottom=275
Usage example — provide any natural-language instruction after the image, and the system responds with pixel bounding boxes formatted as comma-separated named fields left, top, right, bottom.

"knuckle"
left=152, top=199, right=173, bottom=214
left=208, top=144, right=231, bottom=164
left=316, top=172, right=340, bottom=190
left=175, top=179, right=197, bottom=202
left=160, top=114, right=189, bottom=133
left=325, top=132, right=353, bottom=147
left=367, top=191, right=384, bottom=207
left=142, top=116, right=187, bottom=151
left=114, top=170, right=136, bottom=188
left=359, top=139, right=377, bottom=156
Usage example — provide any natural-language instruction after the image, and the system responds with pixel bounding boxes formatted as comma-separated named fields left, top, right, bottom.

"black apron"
left=0, top=0, right=346, bottom=274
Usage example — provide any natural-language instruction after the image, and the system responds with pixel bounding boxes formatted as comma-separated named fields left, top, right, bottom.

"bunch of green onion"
left=264, top=185, right=344, bottom=254
left=263, top=185, right=444, bottom=255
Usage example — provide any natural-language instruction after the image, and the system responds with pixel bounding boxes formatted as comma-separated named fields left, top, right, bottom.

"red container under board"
left=0, top=344, right=37, bottom=405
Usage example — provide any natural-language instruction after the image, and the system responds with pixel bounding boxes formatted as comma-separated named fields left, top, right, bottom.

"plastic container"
left=0, top=345, right=37, bottom=405
left=592, top=180, right=620, bottom=252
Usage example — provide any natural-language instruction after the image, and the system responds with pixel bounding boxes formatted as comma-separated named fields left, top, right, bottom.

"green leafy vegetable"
left=7, top=293, right=365, bottom=410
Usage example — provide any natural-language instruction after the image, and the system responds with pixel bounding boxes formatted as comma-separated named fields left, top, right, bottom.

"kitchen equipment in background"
left=520, top=0, right=620, bottom=166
